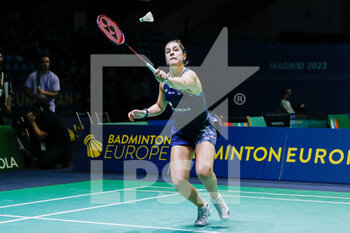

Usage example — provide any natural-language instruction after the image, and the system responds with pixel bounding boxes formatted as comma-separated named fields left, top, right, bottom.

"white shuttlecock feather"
left=139, top=12, right=154, bottom=23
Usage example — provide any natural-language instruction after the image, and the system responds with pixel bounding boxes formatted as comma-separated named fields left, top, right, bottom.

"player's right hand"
left=128, top=109, right=147, bottom=122
left=154, top=69, right=168, bottom=83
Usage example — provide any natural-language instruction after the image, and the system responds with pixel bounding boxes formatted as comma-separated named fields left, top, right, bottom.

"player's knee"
left=171, top=172, right=186, bottom=185
left=196, top=166, right=213, bottom=180
left=171, top=176, right=188, bottom=191
left=171, top=168, right=188, bottom=183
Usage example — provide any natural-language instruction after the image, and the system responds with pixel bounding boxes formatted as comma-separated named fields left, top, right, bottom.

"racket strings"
left=97, top=14, right=155, bottom=73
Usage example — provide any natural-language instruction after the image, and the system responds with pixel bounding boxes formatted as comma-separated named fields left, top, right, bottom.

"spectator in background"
left=26, top=99, right=71, bottom=169
left=279, top=88, right=305, bottom=117
left=25, top=56, right=60, bottom=112
left=0, top=51, right=13, bottom=125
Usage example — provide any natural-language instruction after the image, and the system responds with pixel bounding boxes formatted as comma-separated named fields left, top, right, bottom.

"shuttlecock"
left=84, top=134, right=103, bottom=158
left=139, top=11, right=154, bottom=22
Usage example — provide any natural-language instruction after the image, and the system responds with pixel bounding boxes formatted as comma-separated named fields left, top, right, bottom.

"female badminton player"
left=128, top=40, right=230, bottom=226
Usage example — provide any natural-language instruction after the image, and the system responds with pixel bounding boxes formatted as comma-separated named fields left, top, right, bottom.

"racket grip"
left=146, top=63, right=156, bottom=74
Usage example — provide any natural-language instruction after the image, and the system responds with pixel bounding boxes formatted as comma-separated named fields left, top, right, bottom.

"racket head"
left=96, top=14, right=125, bottom=45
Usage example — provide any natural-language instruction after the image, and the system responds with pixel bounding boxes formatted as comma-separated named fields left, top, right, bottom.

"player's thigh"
left=195, top=141, right=215, bottom=176
left=170, top=145, right=194, bottom=182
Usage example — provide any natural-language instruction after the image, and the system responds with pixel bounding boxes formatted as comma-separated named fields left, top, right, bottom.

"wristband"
left=142, top=108, right=149, bottom=119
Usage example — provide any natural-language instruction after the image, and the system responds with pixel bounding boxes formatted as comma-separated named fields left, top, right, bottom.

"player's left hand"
left=128, top=109, right=147, bottom=121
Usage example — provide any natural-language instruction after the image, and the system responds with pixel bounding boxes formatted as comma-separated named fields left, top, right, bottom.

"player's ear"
left=183, top=53, right=186, bottom=62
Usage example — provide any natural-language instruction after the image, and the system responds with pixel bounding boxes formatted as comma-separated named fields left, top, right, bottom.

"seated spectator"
left=26, top=100, right=72, bottom=169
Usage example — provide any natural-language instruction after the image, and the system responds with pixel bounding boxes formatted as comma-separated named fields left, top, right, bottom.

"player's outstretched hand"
left=128, top=109, right=147, bottom=122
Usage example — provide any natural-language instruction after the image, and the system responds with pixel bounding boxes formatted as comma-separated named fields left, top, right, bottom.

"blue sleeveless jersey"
left=163, top=68, right=210, bottom=136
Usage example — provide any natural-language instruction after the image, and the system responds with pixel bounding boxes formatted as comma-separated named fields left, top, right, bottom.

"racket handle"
left=146, top=63, right=156, bottom=74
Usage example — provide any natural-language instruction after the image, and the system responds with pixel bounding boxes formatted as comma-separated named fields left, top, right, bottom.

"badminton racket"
left=96, top=14, right=156, bottom=74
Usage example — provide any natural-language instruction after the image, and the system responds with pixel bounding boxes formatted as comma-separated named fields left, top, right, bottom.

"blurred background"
left=1, top=0, right=350, bottom=124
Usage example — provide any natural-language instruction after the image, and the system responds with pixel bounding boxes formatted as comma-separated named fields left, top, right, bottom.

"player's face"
left=165, top=42, right=185, bottom=66
left=0, top=53, right=3, bottom=64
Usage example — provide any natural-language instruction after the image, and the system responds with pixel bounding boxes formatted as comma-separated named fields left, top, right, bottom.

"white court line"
left=0, top=213, right=218, bottom=233
left=130, top=189, right=176, bottom=194
left=150, top=185, right=350, bottom=200
left=1, top=189, right=350, bottom=229
left=146, top=186, right=175, bottom=189
left=223, top=190, right=350, bottom=200
left=0, top=191, right=182, bottom=225
left=151, top=188, right=350, bottom=204
left=0, top=185, right=148, bottom=209
left=201, top=193, right=350, bottom=205
left=34, top=217, right=220, bottom=233
left=2, top=183, right=347, bottom=211
left=0, top=214, right=26, bottom=219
